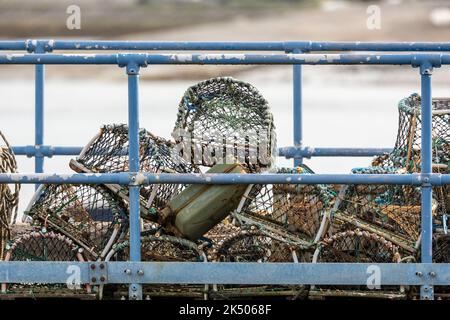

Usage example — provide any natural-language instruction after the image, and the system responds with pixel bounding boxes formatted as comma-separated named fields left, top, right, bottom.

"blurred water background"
left=1, top=0, right=450, bottom=213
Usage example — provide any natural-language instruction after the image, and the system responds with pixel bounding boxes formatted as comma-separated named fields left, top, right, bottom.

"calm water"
left=1, top=65, right=449, bottom=215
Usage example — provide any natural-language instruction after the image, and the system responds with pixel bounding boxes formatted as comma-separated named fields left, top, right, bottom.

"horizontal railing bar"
left=3, top=40, right=450, bottom=52
left=0, top=172, right=448, bottom=185
left=0, top=173, right=131, bottom=185
left=12, top=146, right=83, bottom=157
left=0, top=261, right=449, bottom=285
left=0, top=53, right=449, bottom=65
left=11, top=145, right=392, bottom=158
left=278, top=147, right=393, bottom=158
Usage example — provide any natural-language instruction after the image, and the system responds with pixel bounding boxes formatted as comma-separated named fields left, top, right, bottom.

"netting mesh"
left=210, top=228, right=308, bottom=298
left=212, top=229, right=299, bottom=263
left=312, top=229, right=405, bottom=298
left=108, top=235, right=206, bottom=299
left=333, top=167, right=424, bottom=251
left=434, top=234, right=450, bottom=263
left=173, top=77, right=276, bottom=172
left=315, top=229, right=401, bottom=263
left=25, top=184, right=127, bottom=260
left=433, top=234, right=450, bottom=296
left=330, top=95, right=450, bottom=254
left=71, top=124, right=198, bottom=220
left=1, top=231, right=89, bottom=296
left=234, top=166, right=335, bottom=245
left=372, top=94, right=449, bottom=227
left=0, top=131, right=20, bottom=260
left=203, top=218, right=240, bottom=252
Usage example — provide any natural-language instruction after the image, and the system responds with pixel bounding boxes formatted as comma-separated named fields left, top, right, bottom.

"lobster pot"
left=235, top=166, right=335, bottom=245
left=211, top=229, right=308, bottom=299
left=173, top=77, right=276, bottom=172
left=1, top=231, right=93, bottom=299
left=434, top=234, right=450, bottom=263
left=432, top=234, right=450, bottom=298
left=372, top=94, right=450, bottom=224
left=0, top=131, right=20, bottom=260
left=373, top=94, right=450, bottom=170
left=25, top=184, right=128, bottom=261
left=70, top=124, right=198, bottom=220
left=108, top=235, right=207, bottom=299
left=333, top=166, right=431, bottom=254
left=311, top=229, right=406, bottom=300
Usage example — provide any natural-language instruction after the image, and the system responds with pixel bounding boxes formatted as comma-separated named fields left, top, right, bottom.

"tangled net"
left=311, top=229, right=405, bottom=299
left=211, top=228, right=308, bottom=299
left=173, top=77, right=276, bottom=172
left=434, top=234, right=450, bottom=263
left=108, top=235, right=207, bottom=299
left=70, top=124, right=198, bottom=221
left=329, top=95, right=450, bottom=255
left=332, top=167, right=424, bottom=253
left=433, top=234, right=450, bottom=297
left=202, top=218, right=240, bottom=252
left=1, top=231, right=91, bottom=298
left=25, top=184, right=128, bottom=260
left=373, top=94, right=450, bottom=170
left=372, top=94, right=449, bottom=229
left=233, top=166, right=335, bottom=247
left=0, top=131, right=20, bottom=260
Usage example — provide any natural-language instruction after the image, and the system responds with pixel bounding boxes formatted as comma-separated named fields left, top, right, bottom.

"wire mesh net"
left=25, top=184, right=128, bottom=260
left=330, top=95, right=450, bottom=254
left=434, top=234, right=450, bottom=263
left=0, top=131, right=20, bottom=261
left=173, top=77, right=276, bottom=172
left=234, top=166, right=335, bottom=246
left=1, top=231, right=90, bottom=297
left=311, top=229, right=405, bottom=299
left=332, top=167, right=424, bottom=252
left=372, top=94, right=449, bottom=228
left=433, top=234, right=450, bottom=297
left=70, top=124, right=198, bottom=220
left=202, top=218, right=240, bottom=256
left=210, top=228, right=308, bottom=299
left=108, top=235, right=207, bottom=299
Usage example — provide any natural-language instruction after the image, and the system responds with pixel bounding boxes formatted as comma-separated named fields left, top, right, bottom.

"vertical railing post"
left=126, top=62, right=142, bottom=300
left=292, top=48, right=303, bottom=166
left=420, top=63, right=434, bottom=300
left=34, top=58, right=45, bottom=188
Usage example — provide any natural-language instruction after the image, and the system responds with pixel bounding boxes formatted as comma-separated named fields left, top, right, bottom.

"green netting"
left=332, top=166, right=424, bottom=252
left=372, top=94, right=449, bottom=227
left=173, top=77, right=276, bottom=172
left=25, top=184, right=128, bottom=260
left=233, top=166, right=336, bottom=247
left=0, top=131, right=19, bottom=261
left=328, top=94, right=450, bottom=255
left=71, top=124, right=199, bottom=221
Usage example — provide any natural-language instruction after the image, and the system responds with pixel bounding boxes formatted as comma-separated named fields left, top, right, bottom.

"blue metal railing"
left=1, top=40, right=450, bottom=300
